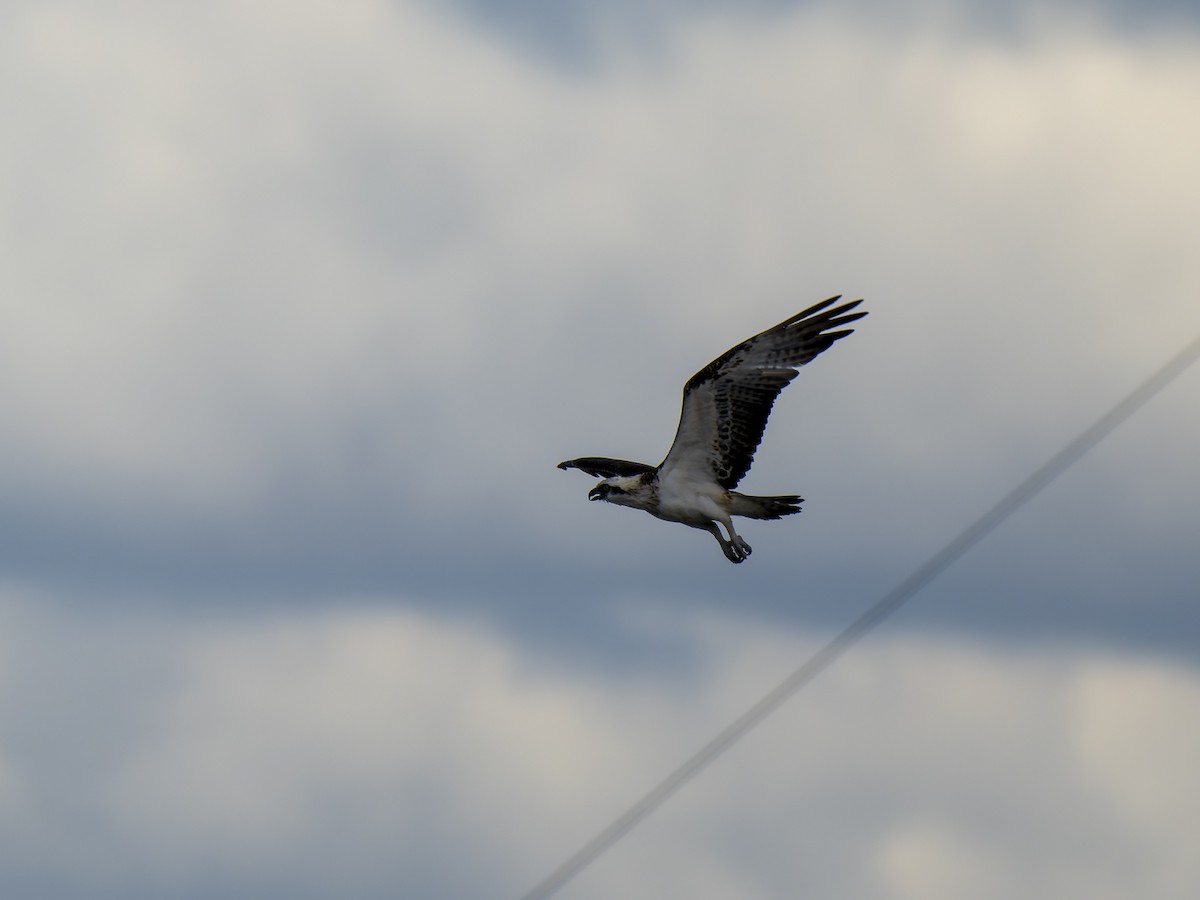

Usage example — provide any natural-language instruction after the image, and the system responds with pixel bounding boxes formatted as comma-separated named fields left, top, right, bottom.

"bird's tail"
left=728, top=492, right=804, bottom=519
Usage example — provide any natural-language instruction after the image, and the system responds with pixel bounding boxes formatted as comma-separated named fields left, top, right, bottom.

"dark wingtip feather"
left=786, top=295, right=842, bottom=325
left=833, top=310, right=868, bottom=324
left=821, top=328, right=858, bottom=343
left=814, top=298, right=865, bottom=321
left=781, top=297, right=866, bottom=332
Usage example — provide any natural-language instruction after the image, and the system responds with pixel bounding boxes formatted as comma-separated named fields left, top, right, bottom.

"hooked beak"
left=588, top=486, right=606, bottom=501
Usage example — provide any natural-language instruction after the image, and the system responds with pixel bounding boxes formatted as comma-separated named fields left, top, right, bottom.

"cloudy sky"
left=3, top=0, right=1199, bottom=897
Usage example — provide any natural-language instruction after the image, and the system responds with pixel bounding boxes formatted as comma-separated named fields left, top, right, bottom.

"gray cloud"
left=442, top=0, right=1200, bottom=67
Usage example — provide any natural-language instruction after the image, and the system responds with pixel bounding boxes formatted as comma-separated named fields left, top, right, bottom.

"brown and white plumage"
left=558, top=296, right=866, bottom=563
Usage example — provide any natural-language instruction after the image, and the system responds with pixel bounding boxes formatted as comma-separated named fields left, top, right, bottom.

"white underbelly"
left=655, top=480, right=729, bottom=525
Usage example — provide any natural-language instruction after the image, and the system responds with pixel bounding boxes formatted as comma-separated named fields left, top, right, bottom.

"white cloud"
left=0, top=591, right=1197, bottom=898
left=1073, top=658, right=1200, bottom=857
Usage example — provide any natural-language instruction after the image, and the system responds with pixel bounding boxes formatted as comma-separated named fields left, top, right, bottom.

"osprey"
left=558, top=296, right=866, bottom=563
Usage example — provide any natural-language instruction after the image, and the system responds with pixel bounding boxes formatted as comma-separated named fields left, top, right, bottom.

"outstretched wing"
left=658, top=296, right=866, bottom=489
left=557, top=457, right=657, bottom=478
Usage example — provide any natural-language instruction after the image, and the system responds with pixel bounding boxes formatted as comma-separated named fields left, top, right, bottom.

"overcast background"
left=2, top=1, right=1199, bottom=898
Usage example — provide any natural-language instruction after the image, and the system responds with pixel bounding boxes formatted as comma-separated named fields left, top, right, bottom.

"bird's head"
left=587, top=475, right=643, bottom=507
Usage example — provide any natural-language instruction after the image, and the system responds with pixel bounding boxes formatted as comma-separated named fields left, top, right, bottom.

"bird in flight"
left=558, top=296, right=866, bottom=563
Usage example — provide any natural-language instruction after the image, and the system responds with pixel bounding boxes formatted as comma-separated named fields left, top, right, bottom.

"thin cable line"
left=520, top=332, right=1200, bottom=900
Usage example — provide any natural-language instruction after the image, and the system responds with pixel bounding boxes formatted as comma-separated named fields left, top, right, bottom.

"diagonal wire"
left=520, top=331, right=1200, bottom=900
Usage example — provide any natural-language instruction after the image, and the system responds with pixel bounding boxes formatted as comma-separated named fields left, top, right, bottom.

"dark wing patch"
left=557, top=457, right=657, bottom=478
left=703, top=369, right=798, bottom=488
left=663, top=296, right=866, bottom=489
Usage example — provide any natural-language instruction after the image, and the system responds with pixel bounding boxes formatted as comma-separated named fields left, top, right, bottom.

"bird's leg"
left=720, top=518, right=752, bottom=559
left=707, top=522, right=748, bottom=563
